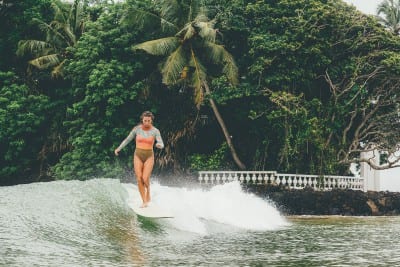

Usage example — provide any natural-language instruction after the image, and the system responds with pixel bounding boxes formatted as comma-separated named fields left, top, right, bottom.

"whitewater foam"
left=123, top=181, right=289, bottom=234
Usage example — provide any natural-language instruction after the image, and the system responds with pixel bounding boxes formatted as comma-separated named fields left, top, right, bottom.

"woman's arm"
left=154, top=128, right=164, bottom=149
left=115, top=127, right=137, bottom=155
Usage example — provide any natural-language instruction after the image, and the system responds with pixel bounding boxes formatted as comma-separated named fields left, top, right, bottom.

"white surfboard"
left=131, top=202, right=174, bottom=219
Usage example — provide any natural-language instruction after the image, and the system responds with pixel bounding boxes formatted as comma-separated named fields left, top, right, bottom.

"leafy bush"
left=189, top=143, right=230, bottom=171
left=0, top=71, right=49, bottom=183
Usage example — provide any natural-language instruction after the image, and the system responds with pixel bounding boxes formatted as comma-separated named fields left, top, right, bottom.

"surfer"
left=114, top=111, right=164, bottom=208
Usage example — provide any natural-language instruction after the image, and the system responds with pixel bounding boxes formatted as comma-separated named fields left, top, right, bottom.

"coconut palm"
left=16, top=0, right=85, bottom=77
left=124, top=0, right=246, bottom=169
left=377, top=0, right=400, bottom=34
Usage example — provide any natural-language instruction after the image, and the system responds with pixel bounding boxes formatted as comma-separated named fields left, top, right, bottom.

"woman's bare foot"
left=139, top=202, right=148, bottom=208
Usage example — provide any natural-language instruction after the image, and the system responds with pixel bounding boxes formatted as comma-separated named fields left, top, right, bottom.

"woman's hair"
left=140, top=110, right=155, bottom=122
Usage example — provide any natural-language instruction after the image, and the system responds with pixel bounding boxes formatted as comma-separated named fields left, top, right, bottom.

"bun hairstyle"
left=140, top=110, right=155, bottom=122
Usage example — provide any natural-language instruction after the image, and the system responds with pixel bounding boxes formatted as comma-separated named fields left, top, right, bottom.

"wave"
left=123, top=180, right=289, bottom=234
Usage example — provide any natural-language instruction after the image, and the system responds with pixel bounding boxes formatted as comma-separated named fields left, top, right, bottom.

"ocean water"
left=1, top=179, right=399, bottom=266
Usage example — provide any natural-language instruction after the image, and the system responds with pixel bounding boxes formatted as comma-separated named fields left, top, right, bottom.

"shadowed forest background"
left=1, top=0, right=400, bottom=185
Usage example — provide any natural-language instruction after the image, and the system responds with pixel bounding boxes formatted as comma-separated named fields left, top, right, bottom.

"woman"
left=114, top=111, right=164, bottom=208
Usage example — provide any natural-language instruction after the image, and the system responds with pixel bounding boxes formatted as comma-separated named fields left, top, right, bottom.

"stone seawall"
left=244, top=185, right=400, bottom=216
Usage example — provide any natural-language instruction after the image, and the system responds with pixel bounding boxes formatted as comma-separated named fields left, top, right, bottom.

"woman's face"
left=142, top=116, right=152, bottom=128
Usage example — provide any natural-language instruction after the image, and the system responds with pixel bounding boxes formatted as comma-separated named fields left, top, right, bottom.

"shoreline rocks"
left=243, top=184, right=400, bottom=216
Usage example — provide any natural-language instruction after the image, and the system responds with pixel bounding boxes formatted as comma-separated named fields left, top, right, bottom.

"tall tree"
left=16, top=0, right=86, bottom=77
left=377, top=0, right=400, bottom=34
left=0, top=0, right=53, bottom=71
left=124, top=0, right=246, bottom=170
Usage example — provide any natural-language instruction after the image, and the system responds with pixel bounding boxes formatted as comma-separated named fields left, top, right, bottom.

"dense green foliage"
left=0, top=0, right=53, bottom=71
left=0, top=71, right=50, bottom=184
left=1, top=0, right=400, bottom=185
left=53, top=3, right=148, bottom=179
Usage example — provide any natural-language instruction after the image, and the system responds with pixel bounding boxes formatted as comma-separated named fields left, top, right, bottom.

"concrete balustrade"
left=198, top=171, right=365, bottom=191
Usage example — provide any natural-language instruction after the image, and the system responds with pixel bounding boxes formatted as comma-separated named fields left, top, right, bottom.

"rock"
left=366, top=199, right=379, bottom=215
left=242, top=183, right=400, bottom=216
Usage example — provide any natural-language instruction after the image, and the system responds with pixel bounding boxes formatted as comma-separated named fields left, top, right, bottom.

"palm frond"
left=204, top=42, right=238, bottom=85
left=160, top=0, right=181, bottom=26
left=39, top=20, right=73, bottom=47
left=195, top=13, right=209, bottom=23
left=122, top=7, right=178, bottom=32
left=161, top=45, right=186, bottom=85
left=377, top=0, right=400, bottom=33
left=51, top=0, right=69, bottom=24
left=134, top=37, right=180, bottom=56
left=63, top=24, right=77, bottom=46
left=16, top=40, right=53, bottom=57
left=177, top=23, right=196, bottom=41
left=196, top=20, right=216, bottom=42
left=222, top=53, right=239, bottom=85
left=29, top=54, right=60, bottom=69
left=70, top=0, right=84, bottom=34
left=189, top=49, right=207, bottom=106
left=187, top=0, right=207, bottom=22
left=51, top=59, right=66, bottom=78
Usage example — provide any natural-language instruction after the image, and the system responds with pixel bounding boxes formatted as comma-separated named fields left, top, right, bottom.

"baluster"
left=203, top=173, right=209, bottom=184
left=226, top=173, right=232, bottom=182
left=327, top=177, right=332, bottom=189
left=270, top=173, right=275, bottom=185
left=306, top=176, right=311, bottom=188
left=297, top=176, right=301, bottom=188
left=327, top=177, right=332, bottom=190
left=299, top=176, right=304, bottom=189
left=265, top=173, right=270, bottom=184
left=276, top=176, right=281, bottom=186
left=220, top=173, right=226, bottom=183
left=255, top=173, right=261, bottom=184
left=293, top=176, right=297, bottom=188
left=216, top=173, right=220, bottom=184
left=282, top=176, right=287, bottom=188
left=289, top=176, right=294, bottom=188
left=239, top=173, right=244, bottom=183
left=245, top=173, right=251, bottom=183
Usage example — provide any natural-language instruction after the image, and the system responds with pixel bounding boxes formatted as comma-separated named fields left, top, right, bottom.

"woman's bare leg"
left=142, top=156, right=155, bottom=204
left=133, top=155, right=146, bottom=207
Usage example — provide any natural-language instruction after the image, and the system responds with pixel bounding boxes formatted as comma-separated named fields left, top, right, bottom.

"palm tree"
left=377, top=0, right=400, bottom=34
left=16, top=0, right=85, bottom=77
left=124, top=0, right=246, bottom=169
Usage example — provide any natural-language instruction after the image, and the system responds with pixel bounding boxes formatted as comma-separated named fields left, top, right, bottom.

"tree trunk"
left=203, top=82, right=246, bottom=170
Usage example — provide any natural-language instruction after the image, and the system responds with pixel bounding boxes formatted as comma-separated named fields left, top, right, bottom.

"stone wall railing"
left=198, top=171, right=365, bottom=191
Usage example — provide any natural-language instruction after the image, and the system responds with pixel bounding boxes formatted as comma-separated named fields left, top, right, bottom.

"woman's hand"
left=114, top=148, right=120, bottom=156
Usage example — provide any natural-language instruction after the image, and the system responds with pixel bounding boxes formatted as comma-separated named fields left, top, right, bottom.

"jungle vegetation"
left=1, top=0, right=400, bottom=185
